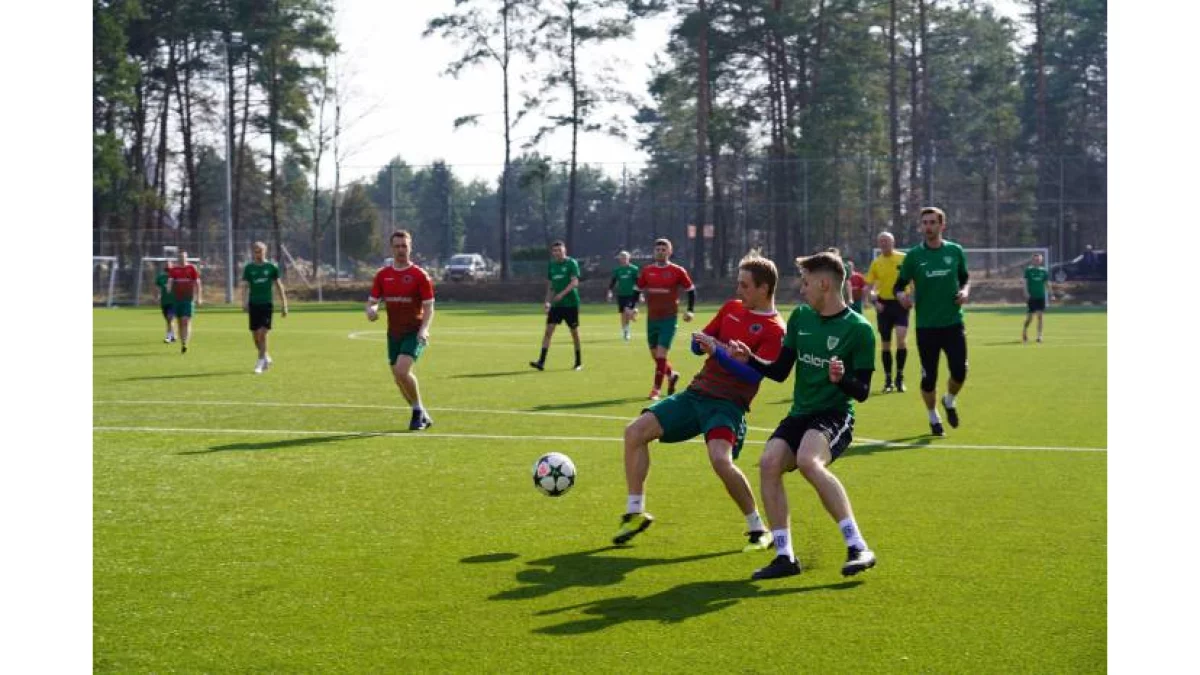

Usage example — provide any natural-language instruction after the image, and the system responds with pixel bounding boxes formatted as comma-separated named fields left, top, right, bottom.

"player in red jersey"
left=165, top=249, right=202, bottom=354
left=612, top=253, right=786, bottom=551
left=634, top=238, right=696, bottom=400
left=366, top=230, right=437, bottom=431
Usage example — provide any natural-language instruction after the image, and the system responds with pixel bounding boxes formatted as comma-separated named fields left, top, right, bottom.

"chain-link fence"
left=94, top=153, right=1105, bottom=304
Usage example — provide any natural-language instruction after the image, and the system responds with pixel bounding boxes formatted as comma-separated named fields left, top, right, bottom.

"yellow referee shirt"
left=866, top=252, right=906, bottom=300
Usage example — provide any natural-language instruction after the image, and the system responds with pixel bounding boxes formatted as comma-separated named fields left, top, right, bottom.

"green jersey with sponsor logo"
left=549, top=257, right=581, bottom=307
left=782, top=304, right=876, bottom=417
left=242, top=261, right=280, bottom=305
left=896, top=240, right=969, bottom=328
left=611, top=263, right=639, bottom=296
left=1024, top=265, right=1048, bottom=299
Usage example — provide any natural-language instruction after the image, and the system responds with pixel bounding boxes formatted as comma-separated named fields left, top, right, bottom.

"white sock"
left=412, top=402, right=424, bottom=412
left=745, top=511, right=765, bottom=533
left=772, top=528, right=794, bottom=561
left=838, top=517, right=868, bottom=550
left=928, top=409, right=941, bottom=424
left=626, top=494, right=644, bottom=514
left=944, top=393, right=957, bottom=408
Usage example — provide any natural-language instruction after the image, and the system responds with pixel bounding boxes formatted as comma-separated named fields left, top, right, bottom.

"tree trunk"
left=918, top=0, right=932, bottom=204
left=234, top=48, right=252, bottom=234
left=500, top=1, right=512, bottom=280
left=889, top=0, right=901, bottom=231
left=693, top=0, right=710, bottom=278
left=176, top=36, right=200, bottom=234
left=268, top=46, right=282, bottom=270
left=1034, top=0, right=1049, bottom=247
left=565, top=7, right=578, bottom=252
left=155, top=40, right=176, bottom=233
left=907, top=22, right=920, bottom=230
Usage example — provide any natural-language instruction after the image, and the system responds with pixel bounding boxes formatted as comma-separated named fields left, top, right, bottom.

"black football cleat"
left=895, top=378, right=906, bottom=393
left=841, top=546, right=877, bottom=577
left=529, top=361, right=544, bottom=371
left=930, top=421, right=945, bottom=437
left=752, top=555, right=802, bottom=580
left=409, top=409, right=433, bottom=431
left=942, top=395, right=959, bottom=428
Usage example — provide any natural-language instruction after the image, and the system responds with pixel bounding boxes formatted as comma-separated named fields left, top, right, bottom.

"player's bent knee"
left=920, top=373, right=937, bottom=392
left=949, top=364, right=968, bottom=384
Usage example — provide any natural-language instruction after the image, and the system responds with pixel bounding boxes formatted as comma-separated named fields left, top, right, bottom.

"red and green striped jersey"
left=369, top=264, right=435, bottom=336
left=167, top=264, right=199, bottom=301
left=688, top=300, right=786, bottom=410
left=635, top=262, right=695, bottom=321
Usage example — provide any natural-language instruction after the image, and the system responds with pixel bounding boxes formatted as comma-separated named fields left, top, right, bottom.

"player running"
left=155, top=261, right=176, bottom=343
left=530, top=240, right=583, bottom=371
left=635, top=238, right=695, bottom=400
left=606, top=251, right=640, bottom=342
left=612, top=253, right=786, bottom=553
left=722, top=251, right=877, bottom=580
left=165, top=250, right=201, bottom=354
left=893, top=207, right=970, bottom=437
left=1022, top=252, right=1050, bottom=344
left=366, top=230, right=436, bottom=431
left=866, top=232, right=912, bottom=392
left=241, top=242, right=289, bottom=374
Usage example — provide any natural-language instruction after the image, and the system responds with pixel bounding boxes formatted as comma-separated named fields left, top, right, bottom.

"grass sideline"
left=94, top=302, right=1106, bottom=672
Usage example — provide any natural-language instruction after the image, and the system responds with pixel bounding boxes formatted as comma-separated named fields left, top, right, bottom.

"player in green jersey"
left=241, top=242, right=289, bottom=374
left=724, top=252, right=878, bottom=580
left=606, top=251, right=641, bottom=341
left=1022, top=252, right=1050, bottom=344
left=155, top=262, right=176, bottom=343
left=530, top=241, right=583, bottom=371
left=893, top=207, right=970, bottom=437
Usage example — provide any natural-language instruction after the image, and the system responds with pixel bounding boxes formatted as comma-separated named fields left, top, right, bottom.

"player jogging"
left=606, top=251, right=640, bottom=342
left=893, top=207, right=970, bottom=437
left=165, top=250, right=201, bottom=354
left=635, top=238, right=696, bottom=400
left=721, top=251, right=877, bottom=580
left=241, top=242, right=289, bottom=374
left=366, top=230, right=436, bottom=431
left=155, top=261, right=176, bottom=343
left=612, top=253, right=785, bottom=553
left=530, top=240, right=583, bottom=371
left=1022, top=252, right=1050, bottom=344
left=866, top=232, right=912, bottom=392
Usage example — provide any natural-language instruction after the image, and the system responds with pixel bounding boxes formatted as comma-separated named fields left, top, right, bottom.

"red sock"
left=654, top=357, right=667, bottom=389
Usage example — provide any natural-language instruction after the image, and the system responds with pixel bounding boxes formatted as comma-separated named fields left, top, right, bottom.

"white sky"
left=331, top=0, right=1025, bottom=187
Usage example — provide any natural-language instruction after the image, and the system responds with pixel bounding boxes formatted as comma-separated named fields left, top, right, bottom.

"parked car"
left=443, top=253, right=493, bottom=282
left=1050, top=250, right=1106, bottom=282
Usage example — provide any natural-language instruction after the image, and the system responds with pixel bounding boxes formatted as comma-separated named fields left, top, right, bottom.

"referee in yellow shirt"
left=865, top=232, right=911, bottom=392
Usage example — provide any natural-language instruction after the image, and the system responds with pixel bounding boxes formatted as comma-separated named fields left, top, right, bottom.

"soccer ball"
left=532, top=452, right=576, bottom=497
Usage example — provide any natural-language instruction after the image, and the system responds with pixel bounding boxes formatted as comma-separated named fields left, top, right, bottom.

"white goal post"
left=92, top=256, right=119, bottom=308
left=134, top=256, right=203, bottom=306
left=871, top=247, right=1052, bottom=280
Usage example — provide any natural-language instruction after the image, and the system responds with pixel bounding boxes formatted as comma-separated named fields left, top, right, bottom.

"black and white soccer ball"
left=532, top=452, right=576, bottom=497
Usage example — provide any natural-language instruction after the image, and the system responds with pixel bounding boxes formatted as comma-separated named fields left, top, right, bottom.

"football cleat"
left=930, top=421, right=945, bottom=437
left=528, top=361, right=544, bottom=371
left=409, top=409, right=433, bottom=431
left=883, top=381, right=894, bottom=393
left=667, top=371, right=680, bottom=396
left=648, top=389, right=661, bottom=401
left=743, top=530, right=772, bottom=553
left=842, top=546, right=877, bottom=577
left=752, top=555, right=802, bottom=580
left=942, top=395, right=959, bottom=428
left=613, top=512, right=655, bottom=545
left=895, top=378, right=906, bottom=393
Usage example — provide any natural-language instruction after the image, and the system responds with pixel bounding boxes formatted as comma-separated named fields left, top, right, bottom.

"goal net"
left=134, top=256, right=203, bottom=306
left=872, top=247, right=1051, bottom=281
left=92, top=256, right=119, bottom=307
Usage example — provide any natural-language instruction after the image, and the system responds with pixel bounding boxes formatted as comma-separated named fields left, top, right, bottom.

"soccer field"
left=93, top=302, right=1106, bottom=672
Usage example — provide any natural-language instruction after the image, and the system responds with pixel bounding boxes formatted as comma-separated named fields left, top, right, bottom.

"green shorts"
left=646, top=317, right=679, bottom=350
left=387, top=332, right=425, bottom=365
left=646, top=389, right=749, bottom=459
left=172, top=300, right=195, bottom=318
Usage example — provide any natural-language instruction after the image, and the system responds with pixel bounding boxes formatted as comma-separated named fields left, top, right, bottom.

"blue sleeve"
left=691, top=337, right=705, bottom=356
left=714, top=347, right=764, bottom=384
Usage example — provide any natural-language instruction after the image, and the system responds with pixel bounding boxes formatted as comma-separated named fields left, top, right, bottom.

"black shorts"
left=249, top=303, right=273, bottom=331
left=547, top=306, right=580, bottom=329
left=616, top=295, right=638, bottom=312
left=769, top=411, right=856, bottom=465
left=876, top=299, right=910, bottom=341
left=161, top=304, right=175, bottom=320
left=1027, top=297, right=1046, bottom=313
left=916, top=323, right=968, bottom=386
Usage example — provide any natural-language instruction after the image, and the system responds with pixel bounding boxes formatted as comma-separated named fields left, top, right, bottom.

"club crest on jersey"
left=749, top=323, right=763, bottom=334
left=827, top=336, right=840, bottom=350
left=403, top=275, right=413, bottom=283
left=943, top=256, right=952, bottom=265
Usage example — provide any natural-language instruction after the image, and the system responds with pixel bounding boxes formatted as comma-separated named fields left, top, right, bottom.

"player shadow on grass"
left=120, top=371, right=246, bottom=381
left=181, top=432, right=386, bottom=454
left=448, top=370, right=541, bottom=379
left=844, top=434, right=936, bottom=458
left=489, top=547, right=737, bottom=602
left=534, top=579, right=863, bottom=635
left=529, top=397, right=645, bottom=411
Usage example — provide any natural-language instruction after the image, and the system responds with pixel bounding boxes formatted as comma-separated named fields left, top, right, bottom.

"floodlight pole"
left=223, top=35, right=235, bottom=304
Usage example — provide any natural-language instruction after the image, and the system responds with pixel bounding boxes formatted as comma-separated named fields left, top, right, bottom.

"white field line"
left=93, top=400, right=1106, bottom=453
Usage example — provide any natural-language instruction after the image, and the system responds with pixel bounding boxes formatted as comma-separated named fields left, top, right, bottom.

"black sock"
left=538, top=347, right=548, bottom=365
left=574, top=348, right=581, bottom=366
left=881, top=351, right=893, bottom=382
left=896, top=348, right=907, bottom=378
